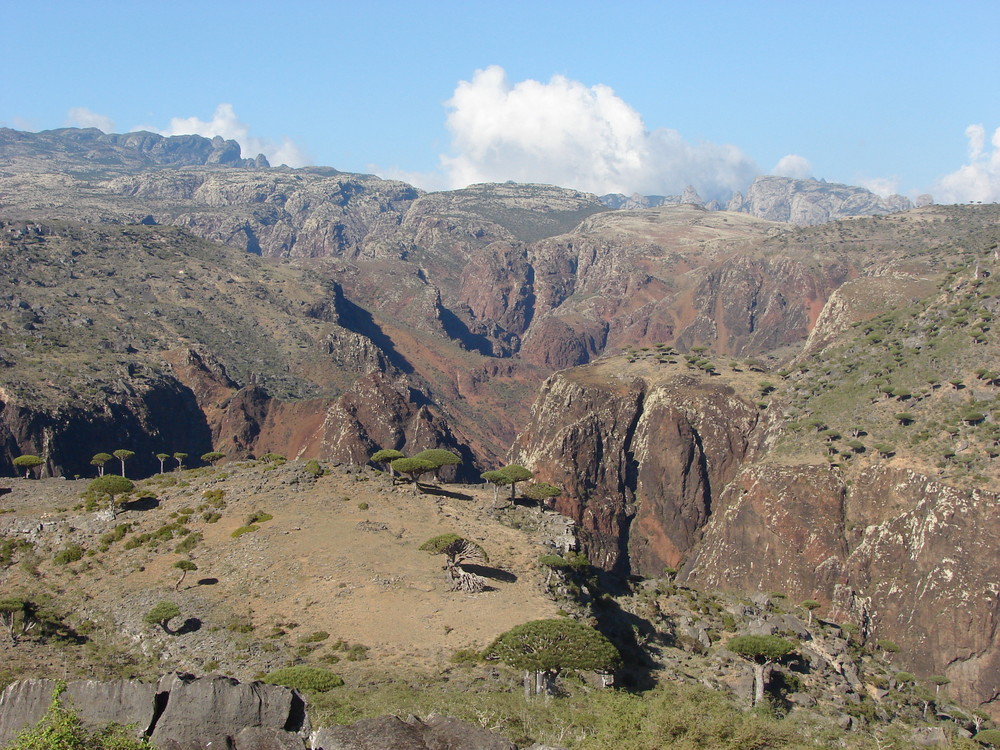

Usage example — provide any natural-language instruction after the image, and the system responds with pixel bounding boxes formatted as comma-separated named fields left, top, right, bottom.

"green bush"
left=262, top=665, right=344, bottom=693
left=304, top=459, right=323, bottom=477
left=299, top=630, right=330, bottom=644
left=174, top=532, right=202, bottom=554
left=231, top=525, right=259, bottom=538
left=53, top=545, right=85, bottom=566
left=245, top=510, right=273, bottom=525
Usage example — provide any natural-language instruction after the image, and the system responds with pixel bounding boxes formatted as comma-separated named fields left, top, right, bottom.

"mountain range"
left=0, top=127, right=997, bottom=724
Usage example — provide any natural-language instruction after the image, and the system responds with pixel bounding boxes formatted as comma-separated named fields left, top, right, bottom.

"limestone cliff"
left=728, top=176, right=913, bottom=225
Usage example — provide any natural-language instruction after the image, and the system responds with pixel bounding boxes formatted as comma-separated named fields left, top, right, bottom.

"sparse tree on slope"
left=113, top=449, right=135, bottom=478
left=0, top=597, right=37, bottom=645
left=370, top=449, right=405, bottom=482
left=144, top=601, right=181, bottom=634
left=524, top=482, right=561, bottom=506
left=390, top=457, right=436, bottom=485
left=88, top=475, right=134, bottom=519
left=413, top=449, right=462, bottom=481
left=91, top=452, right=112, bottom=477
left=484, top=618, right=620, bottom=698
left=12, top=455, right=43, bottom=479
left=481, top=470, right=513, bottom=507
left=155, top=453, right=170, bottom=474
left=420, top=533, right=489, bottom=592
left=173, top=452, right=188, bottom=470
left=728, top=634, right=795, bottom=707
left=499, top=464, right=533, bottom=503
left=173, top=560, right=198, bottom=591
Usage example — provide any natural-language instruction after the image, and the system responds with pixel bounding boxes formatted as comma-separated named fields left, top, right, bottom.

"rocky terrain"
left=1, top=127, right=999, bottom=744
left=513, top=241, right=1000, bottom=717
left=0, top=460, right=990, bottom=748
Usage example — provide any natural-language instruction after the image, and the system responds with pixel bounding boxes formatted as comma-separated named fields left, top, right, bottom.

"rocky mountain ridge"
left=2, top=126, right=999, bottom=725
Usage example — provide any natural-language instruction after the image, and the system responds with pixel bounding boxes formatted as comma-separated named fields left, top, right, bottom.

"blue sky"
left=3, top=1, right=999, bottom=202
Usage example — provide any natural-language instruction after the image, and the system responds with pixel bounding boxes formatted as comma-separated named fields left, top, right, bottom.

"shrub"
left=245, top=510, right=273, bottom=525
left=976, top=729, right=1000, bottom=747
left=202, top=489, right=226, bottom=508
left=450, top=648, right=482, bottom=665
left=53, top=545, right=85, bottom=565
left=231, top=525, right=259, bottom=538
left=262, top=666, right=343, bottom=693
left=304, top=459, right=323, bottom=477
left=174, top=532, right=202, bottom=554
left=299, top=630, right=330, bottom=644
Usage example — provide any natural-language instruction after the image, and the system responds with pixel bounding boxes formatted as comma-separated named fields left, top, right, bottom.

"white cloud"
left=435, top=66, right=759, bottom=201
left=772, top=154, right=812, bottom=180
left=859, top=177, right=900, bottom=198
left=149, top=104, right=310, bottom=167
left=935, top=123, right=1000, bottom=203
left=66, top=107, right=115, bottom=133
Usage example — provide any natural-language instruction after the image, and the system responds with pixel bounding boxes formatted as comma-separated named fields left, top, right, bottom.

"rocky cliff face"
left=728, top=176, right=913, bottom=225
left=511, top=362, right=760, bottom=575
left=515, top=358, right=1000, bottom=713
left=681, top=463, right=1000, bottom=714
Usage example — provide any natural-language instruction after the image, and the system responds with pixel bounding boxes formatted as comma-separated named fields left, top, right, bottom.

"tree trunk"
left=752, top=662, right=767, bottom=706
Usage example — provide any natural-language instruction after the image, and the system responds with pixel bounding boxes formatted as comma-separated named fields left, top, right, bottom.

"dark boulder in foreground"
left=0, top=674, right=525, bottom=749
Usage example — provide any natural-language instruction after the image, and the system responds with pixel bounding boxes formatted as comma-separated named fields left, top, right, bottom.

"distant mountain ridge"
left=0, top=127, right=270, bottom=173
left=602, top=175, right=920, bottom=225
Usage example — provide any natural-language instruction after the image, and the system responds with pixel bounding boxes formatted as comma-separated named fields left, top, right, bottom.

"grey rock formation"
left=0, top=127, right=268, bottom=172
left=728, top=175, right=913, bottom=225
left=0, top=678, right=157, bottom=746
left=150, top=673, right=310, bottom=749
left=310, top=714, right=516, bottom=750
left=0, top=673, right=309, bottom=750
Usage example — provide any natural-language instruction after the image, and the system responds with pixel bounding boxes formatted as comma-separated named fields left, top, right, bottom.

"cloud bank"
left=772, top=154, right=813, bottom=180
left=151, top=104, right=310, bottom=168
left=935, top=124, right=1000, bottom=203
left=436, top=66, right=759, bottom=201
left=66, top=107, right=115, bottom=132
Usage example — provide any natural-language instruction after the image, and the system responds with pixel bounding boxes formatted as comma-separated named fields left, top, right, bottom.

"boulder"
left=0, top=678, right=157, bottom=746
left=309, top=714, right=516, bottom=750
left=150, top=673, right=309, bottom=749
left=235, top=726, right=308, bottom=750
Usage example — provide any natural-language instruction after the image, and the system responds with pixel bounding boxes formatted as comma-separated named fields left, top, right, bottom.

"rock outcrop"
left=728, top=176, right=913, bottom=225
left=0, top=674, right=309, bottom=749
left=0, top=127, right=269, bottom=172
left=681, top=463, right=1000, bottom=714
left=0, top=674, right=526, bottom=750
left=512, top=364, right=759, bottom=575
left=311, top=714, right=516, bottom=750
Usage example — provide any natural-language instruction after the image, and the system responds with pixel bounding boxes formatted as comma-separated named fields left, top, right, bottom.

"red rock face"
left=515, top=362, right=999, bottom=714
left=511, top=368, right=759, bottom=575
left=682, top=463, right=1000, bottom=715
